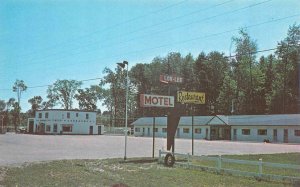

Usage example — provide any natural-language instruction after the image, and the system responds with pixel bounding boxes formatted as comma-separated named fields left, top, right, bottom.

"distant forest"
left=1, top=24, right=299, bottom=128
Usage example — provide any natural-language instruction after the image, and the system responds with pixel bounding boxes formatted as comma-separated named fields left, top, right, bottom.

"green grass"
left=0, top=153, right=299, bottom=187
left=175, top=153, right=300, bottom=181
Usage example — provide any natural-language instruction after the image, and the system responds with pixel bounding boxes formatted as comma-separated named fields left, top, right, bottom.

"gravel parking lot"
left=0, top=133, right=299, bottom=166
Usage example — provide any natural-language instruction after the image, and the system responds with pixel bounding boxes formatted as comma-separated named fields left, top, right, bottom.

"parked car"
left=18, top=126, right=27, bottom=133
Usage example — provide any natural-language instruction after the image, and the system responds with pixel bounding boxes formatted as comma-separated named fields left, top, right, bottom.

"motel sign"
left=140, top=94, right=174, bottom=107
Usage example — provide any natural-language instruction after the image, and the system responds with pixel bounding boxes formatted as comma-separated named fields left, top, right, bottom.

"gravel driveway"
left=0, top=133, right=299, bottom=166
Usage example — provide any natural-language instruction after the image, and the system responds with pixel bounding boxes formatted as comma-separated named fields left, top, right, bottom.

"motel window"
left=38, top=113, right=42, bottom=118
left=76, top=113, right=79, bottom=117
left=53, top=124, right=57, bottom=133
left=154, top=128, right=158, bottom=132
left=183, top=128, right=189, bottom=133
left=45, top=112, right=48, bottom=119
left=67, top=113, right=70, bottom=119
left=242, top=129, right=250, bottom=135
left=86, top=114, right=89, bottom=119
left=195, top=128, right=201, bottom=134
left=258, top=129, right=267, bottom=135
left=135, top=128, right=140, bottom=132
left=62, top=125, right=72, bottom=132
left=295, top=130, right=300, bottom=136
left=162, top=128, right=167, bottom=133
left=46, top=125, right=51, bottom=132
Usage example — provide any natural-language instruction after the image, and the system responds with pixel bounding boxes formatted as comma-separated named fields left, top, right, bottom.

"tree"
left=28, top=96, right=43, bottom=117
left=216, top=73, right=237, bottom=114
left=100, top=67, right=126, bottom=128
left=12, top=80, right=27, bottom=127
left=272, top=24, right=300, bottom=113
left=11, top=102, right=21, bottom=131
left=0, top=100, right=6, bottom=111
left=75, top=85, right=103, bottom=111
left=232, top=29, right=258, bottom=114
left=12, top=80, right=27, bottom=106
left=47, top=80, right=82, bottom=109
left=202, top=51, right=229, bottom=113
left=0, top=100, right=6, bottom=132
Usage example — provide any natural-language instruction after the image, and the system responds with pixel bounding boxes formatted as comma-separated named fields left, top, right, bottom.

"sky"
left=0, top=0, right=300, bottom=112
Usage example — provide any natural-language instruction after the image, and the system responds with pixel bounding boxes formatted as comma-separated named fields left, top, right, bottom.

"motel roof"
left=228, top=114, right=300, bottom=126
left=131, top=114, right=300, bottom=127
left=36, top=109, right=97, bottom=113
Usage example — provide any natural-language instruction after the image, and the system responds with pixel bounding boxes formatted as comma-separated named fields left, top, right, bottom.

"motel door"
left=273, top=129, right=277, bottom=142
left=284, top=129, right=288, bottom=143
left=233, top=129, right=237, bottom=141
left=89, top=126, right=93, bottom=135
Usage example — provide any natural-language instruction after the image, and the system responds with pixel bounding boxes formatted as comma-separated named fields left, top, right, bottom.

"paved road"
left=0, top=133, right=299, bottom=166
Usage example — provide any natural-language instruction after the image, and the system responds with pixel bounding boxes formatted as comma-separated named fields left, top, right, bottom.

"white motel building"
left=132, top=114, right=300, bottom=143
left=27, top=109, right=104, bottom=135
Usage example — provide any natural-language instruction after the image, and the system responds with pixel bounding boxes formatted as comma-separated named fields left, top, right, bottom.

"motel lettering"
left=140, top=94, right=174, bottom=107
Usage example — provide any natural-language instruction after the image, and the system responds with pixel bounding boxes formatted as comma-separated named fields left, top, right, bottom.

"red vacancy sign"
left=140, top=94, right=174, bottom=107
left=160, top=74, right=183, bottom=83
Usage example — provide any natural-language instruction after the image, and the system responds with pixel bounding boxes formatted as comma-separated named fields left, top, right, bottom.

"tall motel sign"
left=140, top=74, right=205, bottom=161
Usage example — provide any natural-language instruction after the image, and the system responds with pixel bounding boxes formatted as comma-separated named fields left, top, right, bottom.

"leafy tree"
left=0, top=100, right=6, bottom=132
left=0, top=100, right=6, bottom=111
left=47, top=79, right=82, bottom=109
left=11, top=102, right=21, bottom=131
left=203, top=51, right=229, bottom=113
left=232, top=29, right=258, bottom=114
left=75, top=85, right=103, bottom=111
left=41, top=100, right=55, bottom=110
left=28, top=96, right=43, bottom=117
left=100, top=67, right=126, bottom=127
left=129, top=63, right=149, bottom=117
left=216, top=73, right=237, bottom=114
left=271, top=24, right=300, bottom=113
left=12, top=80, right=27, bottom=127
left=12, top=80, right=27, bottom=105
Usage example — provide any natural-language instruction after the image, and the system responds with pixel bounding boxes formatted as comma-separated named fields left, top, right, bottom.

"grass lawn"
left=0, top=153, right=299, bottom=187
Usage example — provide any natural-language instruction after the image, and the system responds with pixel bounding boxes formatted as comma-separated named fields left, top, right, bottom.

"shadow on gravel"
left=119, top=158, right=158, bottom=164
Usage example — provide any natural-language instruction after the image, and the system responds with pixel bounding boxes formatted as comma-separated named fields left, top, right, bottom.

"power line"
left=0, top=77, right=102, bottom=91
left=4, top=0, right=269, bottom=67
left=3, top=0, right=272, bottom=70
left=1, top=0, right=233, bottom=67
left=0, top=44, right=288, bottom=91
left=113, top=14, right=299, bottom=59
left=0, top=0, right=188, bottom=62
left=3, top=12, right=299, bottom=77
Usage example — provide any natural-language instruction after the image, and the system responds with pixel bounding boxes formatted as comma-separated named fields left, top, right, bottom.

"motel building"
left=132, top=114, right=300, bottom=143
left=27, top=109, right=104, bottom=135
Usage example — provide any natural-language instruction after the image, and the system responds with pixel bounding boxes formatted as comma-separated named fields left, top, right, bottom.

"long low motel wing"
left=131, top=114, right=300, bottom=143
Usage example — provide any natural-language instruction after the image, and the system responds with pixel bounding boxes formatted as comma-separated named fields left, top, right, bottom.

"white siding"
left=33, top=110, right=98, bottom=135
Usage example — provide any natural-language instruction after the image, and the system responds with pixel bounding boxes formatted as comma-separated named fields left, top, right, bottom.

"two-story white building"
left=27, top=109, right=104, bottom=135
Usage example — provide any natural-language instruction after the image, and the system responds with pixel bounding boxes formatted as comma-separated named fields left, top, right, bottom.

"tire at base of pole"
left=164, top=153, right=175, bottom=167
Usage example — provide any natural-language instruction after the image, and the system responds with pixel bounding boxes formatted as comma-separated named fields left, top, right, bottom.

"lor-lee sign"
left=177, top=91, right=205, bottom=104
left=140, top=94, right=174, bottom=107
left=160, top=74, right=183, bottom=83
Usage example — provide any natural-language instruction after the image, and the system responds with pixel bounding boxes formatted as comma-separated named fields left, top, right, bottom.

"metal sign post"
left=152, top=117, right=155, bottom=158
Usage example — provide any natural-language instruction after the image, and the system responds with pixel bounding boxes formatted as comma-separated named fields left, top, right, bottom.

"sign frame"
left=140, top=94, right=174, bottom=108
left=177, top=91, right=205, bottom=104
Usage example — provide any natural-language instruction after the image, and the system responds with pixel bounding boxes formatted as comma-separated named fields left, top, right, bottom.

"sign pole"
left=152, top=117, right=155, bottom=158
left=192, top=114, right=194, bottom=155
